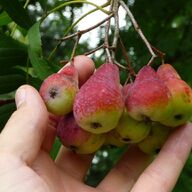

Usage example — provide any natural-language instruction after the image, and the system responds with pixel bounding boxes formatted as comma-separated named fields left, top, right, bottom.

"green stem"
left=48, top=1, right=111, bottom=61
left=64, top=1, right=110, bottom=35
left=41, top=0, right=110, bottom=22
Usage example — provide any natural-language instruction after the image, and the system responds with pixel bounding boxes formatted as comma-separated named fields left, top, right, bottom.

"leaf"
left=0, top=11, right=12, bottom=26
left=0, top=74, right=26, bottom=94
left=50, top=137, right=61, bottom=160
left=0, top=103, right=16, bottom=130
left=28, top=22, right=54, bottom=80
left=0, top=0, right=33, bottom=29
left=0, top=33, right=28, bottom=69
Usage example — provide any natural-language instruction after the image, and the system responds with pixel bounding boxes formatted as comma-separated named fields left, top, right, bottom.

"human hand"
left=0, top=56, right=192, bottom=192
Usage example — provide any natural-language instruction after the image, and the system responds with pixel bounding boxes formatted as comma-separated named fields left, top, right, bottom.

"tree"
left=0, top=0, right=191, bottom=191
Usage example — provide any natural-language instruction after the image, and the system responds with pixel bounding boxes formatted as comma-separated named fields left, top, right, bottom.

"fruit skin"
left=104, top=130, right=126, bottom=147
left=157, top=64, right=192, bottom=127
left=114, top=110, right=151, bottom=143
left=157, top=63, right=181, bottom=80
left=125, top=65, right=173, bottom=123
left=56, top=113, right=105, bottom=154
left=138, top=122, right=171, bottom=154
left=73, top=63, right=124, bottom=134
left=39, top=65, right=79, bottom=115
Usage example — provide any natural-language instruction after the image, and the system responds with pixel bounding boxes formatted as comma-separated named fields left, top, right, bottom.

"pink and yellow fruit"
left=125, top=66, right=173, bottom=123
left=39, top=65, right=79, bottom=115
left=73, top=63, right=124, bottom=134
left=157, top=64, right=192, bottom=127
left=57, top=113, right=105, bottom=154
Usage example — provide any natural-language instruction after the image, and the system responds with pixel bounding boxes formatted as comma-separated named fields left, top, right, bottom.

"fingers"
left=0, top=85, right=48, bottom=165
left=59, top=55, right=95, bottom=86
left=98, top=145, right=152, bottom=192
left=131, top=123, right=192, bottom=192
left=55, top=146, right=93, bottom=181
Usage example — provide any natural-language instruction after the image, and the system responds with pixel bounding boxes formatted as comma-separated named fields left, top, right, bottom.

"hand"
left=0, top=56, right=192, bottom=192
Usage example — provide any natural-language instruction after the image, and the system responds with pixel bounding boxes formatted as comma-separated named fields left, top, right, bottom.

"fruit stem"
left=120, top=0, right=157, bottom=66
left=64, top=1, right=111, bottom=36
left=41, top=0, right=110, bottom=22
left=111, top=0, right=120, bottom=60
left=118, top=35, right=136, bottom=77
left=47, top=3, right=112, bottom=61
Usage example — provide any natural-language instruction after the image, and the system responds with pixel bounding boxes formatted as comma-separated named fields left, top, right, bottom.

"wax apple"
left=138, top=122, right=171, bottom=154
left=57, top=113, right=105, bottom=154
left=73, top=63, right=124, bottom=134
left=125, top=66, right=172, bottom=123
left=39, top=65, right=79, bottom=115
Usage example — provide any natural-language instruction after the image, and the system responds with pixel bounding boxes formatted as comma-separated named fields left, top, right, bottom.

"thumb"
left=0, top=85, right=48, bottom=165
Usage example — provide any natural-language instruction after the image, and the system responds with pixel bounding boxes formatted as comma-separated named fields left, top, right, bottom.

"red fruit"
left=57, top=113, right=105, bottom=154
left=73, top=63, right=124, bottom=134
left=39, top=65, right=79, bottom=115
left=157, top=63, right=181, bottom=80
left=125, top=65, right=172, bottom=122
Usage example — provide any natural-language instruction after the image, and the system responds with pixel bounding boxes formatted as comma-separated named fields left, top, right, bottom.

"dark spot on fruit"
left=122, top=137, right=131, bottom=142
left=155, top=148, right=161, bottom=154
left=49, top=87, right=58, bottom=99
left=108, top=144, right=117, bottom=149
left=69, top=145, right=78, bottom=152
left=174, top=114, right=183, bottom=120
left=90, top=122, right=102, bottom=129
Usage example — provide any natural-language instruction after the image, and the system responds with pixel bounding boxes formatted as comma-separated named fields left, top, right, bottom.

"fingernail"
left=15, top=87, right=26, bottom=108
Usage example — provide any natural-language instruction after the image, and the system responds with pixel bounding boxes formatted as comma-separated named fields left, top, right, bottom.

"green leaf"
left=50, top=137, right=62, bottom=160
left=0, top=103, right=16, bottom=130
left=28, top=22, right=54, bottom=80
left=0, top=74, right=26, bottom=94
left=28, top=22, right=42, bottom=56
left=0, top=0, right=33, bottom=29
left=0, top=11, right=12, bottom=26
left=0, top=33, right=28, bottom=69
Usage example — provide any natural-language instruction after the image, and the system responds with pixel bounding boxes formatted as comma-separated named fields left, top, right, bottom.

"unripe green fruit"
left=138, top=122, right=171, bottom=154
left=104, top=130, right=126, bottom=147
left=114, top=111, right=151, bottom=143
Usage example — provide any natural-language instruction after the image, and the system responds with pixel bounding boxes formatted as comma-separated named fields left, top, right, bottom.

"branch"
left=119, top=36, right=136, bottom=76
left=58, top=13, right=114, bottom=42
left=64, top=1, right=111, bottom=35
left=111, top=0, right=120, bottom=59
left=41, top=0, right=110, bottom=22
left=120, top=0, right=157, bottom=65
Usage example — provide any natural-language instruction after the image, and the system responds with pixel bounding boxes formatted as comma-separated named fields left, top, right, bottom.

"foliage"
left=0, top=0, right=192, bottom=191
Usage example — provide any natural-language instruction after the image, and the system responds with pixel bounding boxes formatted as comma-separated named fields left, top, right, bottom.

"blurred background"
left=0, top=0, right=192, bottom=191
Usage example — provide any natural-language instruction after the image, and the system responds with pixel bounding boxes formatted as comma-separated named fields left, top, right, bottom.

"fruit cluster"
left=39, top=57, right=192, bottom=155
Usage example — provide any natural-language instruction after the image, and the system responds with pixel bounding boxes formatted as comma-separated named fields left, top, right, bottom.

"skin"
left=0, top=55, right=192, bottom=192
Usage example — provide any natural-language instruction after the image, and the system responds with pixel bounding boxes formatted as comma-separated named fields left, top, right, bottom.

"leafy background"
left=0, top=0, right=192, bottom=191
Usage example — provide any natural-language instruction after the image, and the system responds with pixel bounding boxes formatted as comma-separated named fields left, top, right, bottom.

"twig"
left=58, top=13, right=114, bottom=42
left=70, top=34, right=81, bottom=60
left=114, top=60, right=127, bottom=70
left=47, top=1, right=111, bottom=61
left=151, top=45, right=166, bottom=64
left=64, top=1, right=111, bottom=35
left=120, top=0, right=157, bottom=65
left=104, top=0, right=114, bottom=63
left=118, top=36, right=136, bottom=76
left=84, top=44, right=104, bottom=56
left=111, top=0, right=120, bottom=59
